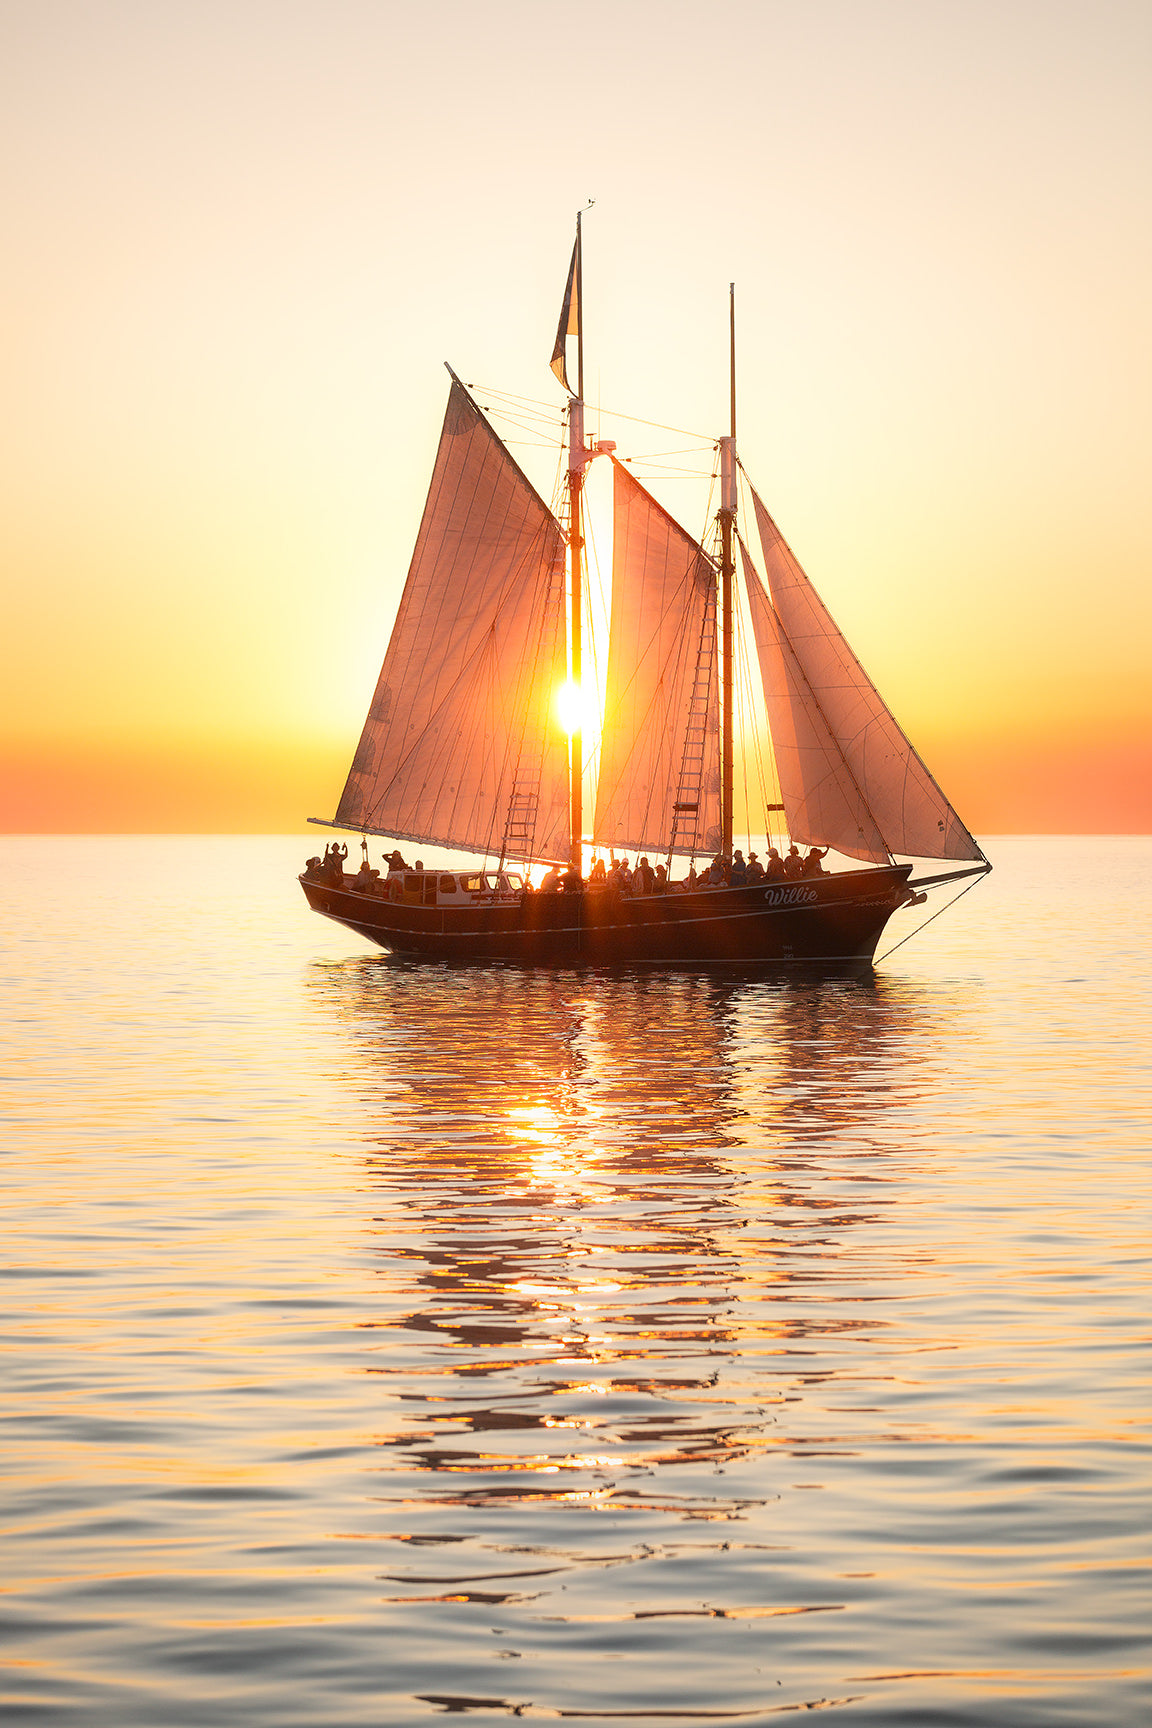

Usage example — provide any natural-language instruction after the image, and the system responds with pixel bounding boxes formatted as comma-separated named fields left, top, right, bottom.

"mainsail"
left=334, top=378, right=570, bottom=861
left=592, top=462, right=721, bottom=858
left=748, top=484, right=983, bottom=863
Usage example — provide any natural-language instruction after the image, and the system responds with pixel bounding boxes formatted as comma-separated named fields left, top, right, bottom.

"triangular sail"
left=592, top=462, right=721, bottom=859
left=740, top=540, right=890, bottom=864
left=334, top=378, right=570, bottom=861
left=749, top=484, right=983, bottom=863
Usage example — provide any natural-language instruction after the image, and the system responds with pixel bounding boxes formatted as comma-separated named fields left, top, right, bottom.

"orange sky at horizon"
left=2, top=0, right=1150, bottom=837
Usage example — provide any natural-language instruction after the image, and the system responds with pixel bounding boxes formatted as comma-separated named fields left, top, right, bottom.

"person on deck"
left=729, top=850, right=748, bottom=887
left=589, top=857, right=607, bottom=886
left=633, top=856, right=654, bottom=895
left=618, top=858, right=633, bottom=891
left=746, top=852, right=765, bottom=883
left=784, top=845, right=804, bottom=879
left=802, top=846, right=828, bottom=877
left=766, top=848, right=785, bottom=881
left=706, top=856, right=726, bottom=887
left=539, top=865, right=562, bottom=892
left=653, top=863, right=668, bottom=894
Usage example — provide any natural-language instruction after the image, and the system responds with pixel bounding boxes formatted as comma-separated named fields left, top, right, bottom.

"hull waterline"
left=299, top=866, right=915, bottom=967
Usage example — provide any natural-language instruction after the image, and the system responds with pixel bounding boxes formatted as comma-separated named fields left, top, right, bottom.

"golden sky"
left=3, top=0, right=1150, bottom=833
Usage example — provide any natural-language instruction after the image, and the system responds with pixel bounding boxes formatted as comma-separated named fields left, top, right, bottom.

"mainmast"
left=567, top=211, right=587, bottom=873
left=718, top=283, right=737, bottom=859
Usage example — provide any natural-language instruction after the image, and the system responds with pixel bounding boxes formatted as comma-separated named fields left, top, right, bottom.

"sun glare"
left=555, top=680, right=587, bottom=737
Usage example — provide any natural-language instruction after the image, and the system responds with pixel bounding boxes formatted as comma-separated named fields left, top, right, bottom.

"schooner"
left=300, top=221, right=990, bottom=963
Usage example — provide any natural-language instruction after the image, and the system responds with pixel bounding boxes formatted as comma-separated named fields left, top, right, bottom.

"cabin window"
left=461, top=874, right=483, bottom=893
left=439, top=874, right=456, bottom=893
left=423, top=876, right=437, bottom=905
left=505, top=873, right=524, bottom=891
left=404, top=875, right=420, bottom=895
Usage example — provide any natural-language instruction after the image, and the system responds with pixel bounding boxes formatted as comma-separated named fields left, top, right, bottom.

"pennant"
left=550, top=238, right=579, bottom=393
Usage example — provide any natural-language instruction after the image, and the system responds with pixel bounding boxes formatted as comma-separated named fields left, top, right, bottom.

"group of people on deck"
left=306, top=839, right=830, bottom=896
left=536, top=844, right=828, bottom=894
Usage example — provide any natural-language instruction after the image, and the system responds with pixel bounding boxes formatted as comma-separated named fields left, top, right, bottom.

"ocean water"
left=2, top=834, right=1148, bottom=1726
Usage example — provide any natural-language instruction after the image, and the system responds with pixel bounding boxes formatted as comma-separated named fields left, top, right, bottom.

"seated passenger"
left=589, top=857, right=607, bottom=885
left=618, top=858, right=633, bottom=891
left=387, top=848, right=408, bottom=871
left=561, top=866, right=584, bottom=893
left=706, top=855, right=726, bottom=887
left=765, top=847, right=786, bottom=881
left=801, top=846, right=828, bottom=877
left=302, top=855, right=323, bottom=880
left=783, top=845, right=804, bottom=878
left=729, top=850, right=748, bottom=887
left=653, top=863, right=668, bottom=894
left=539, top=865, right=562, bottom=892
left=745, top=851, right=765, bottom=883
left=633, top=856, right=654, bottom=895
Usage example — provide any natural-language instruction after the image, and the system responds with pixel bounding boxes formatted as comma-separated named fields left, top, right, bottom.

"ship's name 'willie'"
left=763, top=885, right=819, bottom=907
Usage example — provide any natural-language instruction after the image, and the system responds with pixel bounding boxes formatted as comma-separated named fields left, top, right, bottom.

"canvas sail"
left=749, top=485, right=983, bottom=863
left=592, top=462, right=721, bottom=859
left=741, top=541, right=890, bottom=864
left=334, top=378, right=570, bottom=862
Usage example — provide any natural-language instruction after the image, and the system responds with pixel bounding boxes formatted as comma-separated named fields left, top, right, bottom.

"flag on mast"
left=550, top=236, right=579, bottom=393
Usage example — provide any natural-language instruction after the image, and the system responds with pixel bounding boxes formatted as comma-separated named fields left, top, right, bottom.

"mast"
left=568, top=210, right=586, bottom=872
left=718, top=283, right=736, bottom=858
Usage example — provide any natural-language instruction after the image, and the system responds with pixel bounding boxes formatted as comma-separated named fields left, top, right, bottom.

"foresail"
left=749, top=486, right=983, bottom=863
left=593, top=462, right=721, bottom=859
left=334, top=379, right=570, bottom=862
left=740, top=541, right=889, bottom=865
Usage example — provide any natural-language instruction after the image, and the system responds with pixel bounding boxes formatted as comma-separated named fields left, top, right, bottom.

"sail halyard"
left=330, top=375, right=570, bottom=864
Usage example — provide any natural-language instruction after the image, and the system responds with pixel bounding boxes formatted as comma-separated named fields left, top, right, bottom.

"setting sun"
left=555, top=679, right=591, bottom=737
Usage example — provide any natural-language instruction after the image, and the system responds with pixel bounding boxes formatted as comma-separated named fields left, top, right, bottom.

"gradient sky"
left=3, top=0, right=1150, bottom=833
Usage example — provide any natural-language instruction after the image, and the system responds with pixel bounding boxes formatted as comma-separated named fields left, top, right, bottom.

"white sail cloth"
left=335, top=379, right=570, bottom=861
left=741, top=542, right=889, bottom=863
left=592, top=462, right=721, bottom=859
left=747, top=486, right=983, bottom=864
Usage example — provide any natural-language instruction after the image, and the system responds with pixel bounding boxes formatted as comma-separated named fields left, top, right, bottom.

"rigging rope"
left=875, top=872, right=988, bottom=965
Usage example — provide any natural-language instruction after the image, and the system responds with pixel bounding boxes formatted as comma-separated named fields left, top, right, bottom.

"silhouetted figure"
left=802, top=846, right=828, bottom=877
left=746, top=852, right=765, bottom=883
left=784, top=845, right=803, bottom=879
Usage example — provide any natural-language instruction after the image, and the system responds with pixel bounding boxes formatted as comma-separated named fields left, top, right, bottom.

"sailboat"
left=300, top=220, right=990, bottom=964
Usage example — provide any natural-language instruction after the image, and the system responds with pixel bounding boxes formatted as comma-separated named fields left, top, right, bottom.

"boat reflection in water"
left=304, top=959, right=955, bottom=1718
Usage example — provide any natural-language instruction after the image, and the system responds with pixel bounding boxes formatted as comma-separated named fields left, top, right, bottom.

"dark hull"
left=300, top=866, right=915, bottom=966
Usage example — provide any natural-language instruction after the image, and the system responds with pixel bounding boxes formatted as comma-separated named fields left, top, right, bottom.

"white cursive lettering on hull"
left=763, top=885, right=819, bottom=907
